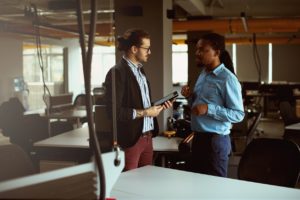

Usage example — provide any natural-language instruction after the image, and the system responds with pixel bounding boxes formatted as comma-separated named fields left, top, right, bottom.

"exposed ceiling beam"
left=175, top=0, right=206, bottom=16
left=173, top=17, right=300, bottom=34
left=173, top=36, right=300, bottom=45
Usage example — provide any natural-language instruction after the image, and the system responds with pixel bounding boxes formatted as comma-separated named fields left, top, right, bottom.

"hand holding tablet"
left=153, top=91, right=178, bottom=106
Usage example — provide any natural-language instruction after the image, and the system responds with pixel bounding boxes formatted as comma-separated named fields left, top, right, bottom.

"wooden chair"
left=238, top=138, right=300, bottom=187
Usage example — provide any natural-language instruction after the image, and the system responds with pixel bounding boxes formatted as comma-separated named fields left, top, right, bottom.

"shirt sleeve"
left=207, top=76, right=245, bottom=123
left=133, top=109, right=137, bottom=119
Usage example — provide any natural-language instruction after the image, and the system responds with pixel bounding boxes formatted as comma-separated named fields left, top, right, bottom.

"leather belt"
left=141, top=131, right=152, bottom=137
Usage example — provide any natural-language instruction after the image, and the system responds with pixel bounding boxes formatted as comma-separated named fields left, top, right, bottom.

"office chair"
left=73, top=94, right=90, bottom=124
left=238, top=138, right=300, bottom=187
left=73, top=93, right=89, bottom=107
left=0, top=144, right=36, bottom=181
left=0, top=98, right=49, bottom=154
left=279, top=101, right=300, bottom=126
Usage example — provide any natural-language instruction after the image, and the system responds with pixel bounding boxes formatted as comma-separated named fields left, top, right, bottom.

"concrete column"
left=186, top=31, right=205, bottom=91
left=114, top=0, right=173, bottom=131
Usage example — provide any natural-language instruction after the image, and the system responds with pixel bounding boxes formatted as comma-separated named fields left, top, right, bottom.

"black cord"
left=31, top=4, right=52, bottom=113
left=252, top=33, right=263, bottom=108
left=76, top=1, right=106, bottom=199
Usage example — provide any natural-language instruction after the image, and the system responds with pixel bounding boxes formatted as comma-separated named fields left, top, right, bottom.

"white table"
left=35, top=126, right=181, bottom=151
left=34, top=126, right=182, bottom=167
left=34, top=125, right=89, bottom=149
left=111, top=165, right=300, bottom=200
left=285, top=122, right=300, bottom=131
left=284, top=122, right=300, bottom=146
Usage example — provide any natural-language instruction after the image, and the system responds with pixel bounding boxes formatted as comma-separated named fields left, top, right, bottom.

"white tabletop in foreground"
left=111, top=166, right=300, bottom=200
left=285, top=122, right=300, bottom=131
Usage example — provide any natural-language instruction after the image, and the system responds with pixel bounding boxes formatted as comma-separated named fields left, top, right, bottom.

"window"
left=91, top=46, right=116, bottom=88
left=172, top=44, right=188, bottom=85
left=23, top=44, right=64, bottom=110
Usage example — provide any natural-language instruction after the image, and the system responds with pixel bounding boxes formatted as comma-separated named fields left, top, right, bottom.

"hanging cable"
left=31, top=4, right=52, bottom=114
left=252, top=33, right=263, bottom=108
left=76, top=0, right=106, bottom=199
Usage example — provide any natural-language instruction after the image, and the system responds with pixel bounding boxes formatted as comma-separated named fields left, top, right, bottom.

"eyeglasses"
left=139, top=46, right=151, bottom=53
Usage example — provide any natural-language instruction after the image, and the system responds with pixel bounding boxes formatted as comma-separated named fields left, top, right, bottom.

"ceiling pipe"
left=173, top=17, right=300, bottom=34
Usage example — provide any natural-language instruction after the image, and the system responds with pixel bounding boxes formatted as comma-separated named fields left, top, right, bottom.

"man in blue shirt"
left=181, top=33, right=244, bottom=177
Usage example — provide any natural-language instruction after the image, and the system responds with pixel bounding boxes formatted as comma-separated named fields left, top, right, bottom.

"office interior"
left=0, top=0, right=300, bottom=199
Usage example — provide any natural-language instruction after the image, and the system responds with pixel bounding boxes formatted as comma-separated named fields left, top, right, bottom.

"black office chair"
left=238, top=138, right=300, bottom=187
left=73, top=94, right=89, bottom=107
left=0, top=144, right=36, bottom=181
left=279, top=101, right=300, bottom=126
left=0, top=98, right=49, bottom=154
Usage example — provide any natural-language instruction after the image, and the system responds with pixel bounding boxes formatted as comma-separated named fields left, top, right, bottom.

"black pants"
left=191, top=132, right=231, bottom=177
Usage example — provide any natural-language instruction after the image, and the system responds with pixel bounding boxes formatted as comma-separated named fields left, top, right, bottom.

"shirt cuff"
left=207, top=104, right=216, bottom=117
left=133, top=109, right=137, bottom=119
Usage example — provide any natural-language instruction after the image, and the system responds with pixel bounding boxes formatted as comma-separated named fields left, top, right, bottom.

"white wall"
left=273, top=44, right=300, bottom=82
left=236, top=44, right=269, bottom=82
left=0, top=36, right=23, bottom=104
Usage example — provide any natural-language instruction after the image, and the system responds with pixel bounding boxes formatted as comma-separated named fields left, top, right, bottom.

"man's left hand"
left=162, top=100, right=173, bottom=110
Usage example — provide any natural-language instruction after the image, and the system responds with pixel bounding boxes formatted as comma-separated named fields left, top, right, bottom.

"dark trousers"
left=191, top=132, right=231, bottom=177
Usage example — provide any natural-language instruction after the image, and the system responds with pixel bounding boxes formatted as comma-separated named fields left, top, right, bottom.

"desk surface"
left=111, top=166, right=300, bottom=199
left=34, top=126, right=89, bottom=148
left=34, top=126, right=182, bottom=152
left=42, top=109, right=87, bottom=120
left=285, top=122, right=300, bottom=130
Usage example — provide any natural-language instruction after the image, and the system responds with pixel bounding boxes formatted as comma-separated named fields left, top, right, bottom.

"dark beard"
left=196, top=62, right=205, bottom=69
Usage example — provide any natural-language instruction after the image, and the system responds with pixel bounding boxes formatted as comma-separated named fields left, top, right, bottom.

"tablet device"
left=153, top=91, right=178, bottom=106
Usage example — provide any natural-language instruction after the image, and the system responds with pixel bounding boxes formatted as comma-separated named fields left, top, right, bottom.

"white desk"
left=34, top=126, right=182, bottom=167
left=285, top=122, right=300, bottom=131
left=111, top=166, right=300, bottom=200
left=284, top=122, right=300, bottom=146
left=34, top=126, right=181, bottom=151
left=34, top=125, right=89, bottom=149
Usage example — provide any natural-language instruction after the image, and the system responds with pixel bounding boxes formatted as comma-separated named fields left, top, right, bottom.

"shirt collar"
left=123, top=55, right=143, bottom=69
left=210, top=63, right=225, bottom=76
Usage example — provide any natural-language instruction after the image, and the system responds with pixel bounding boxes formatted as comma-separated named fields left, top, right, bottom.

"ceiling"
left=0, top=0, right=300, bottom=45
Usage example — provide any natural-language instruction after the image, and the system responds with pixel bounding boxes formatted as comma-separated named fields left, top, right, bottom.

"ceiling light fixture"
left=240, top=12, right=248, bottom=32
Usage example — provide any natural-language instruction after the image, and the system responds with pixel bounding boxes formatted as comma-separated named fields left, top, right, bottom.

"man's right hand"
left=145, top=105, right=163, bottom=117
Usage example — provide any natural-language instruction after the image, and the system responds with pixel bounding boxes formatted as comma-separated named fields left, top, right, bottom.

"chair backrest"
left=73, top=93, right=94, bottom=107
left=0, top=144, right=36, bottom=181
left=279, top=101, right=299, bottom=126
left=47, top=93, right=74, bottom=113
left=238, top=138, right=300, bottom=187
left=73, top=94, right=86, bottom=107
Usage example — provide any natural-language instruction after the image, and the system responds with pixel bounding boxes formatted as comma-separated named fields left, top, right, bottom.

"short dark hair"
left=117, top=29, right=150, bottom=52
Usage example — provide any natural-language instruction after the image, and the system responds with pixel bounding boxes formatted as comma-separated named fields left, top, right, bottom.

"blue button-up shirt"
left=123, top=56, right=154, bottom=133
left=190, top=63, right=244, bottom=135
